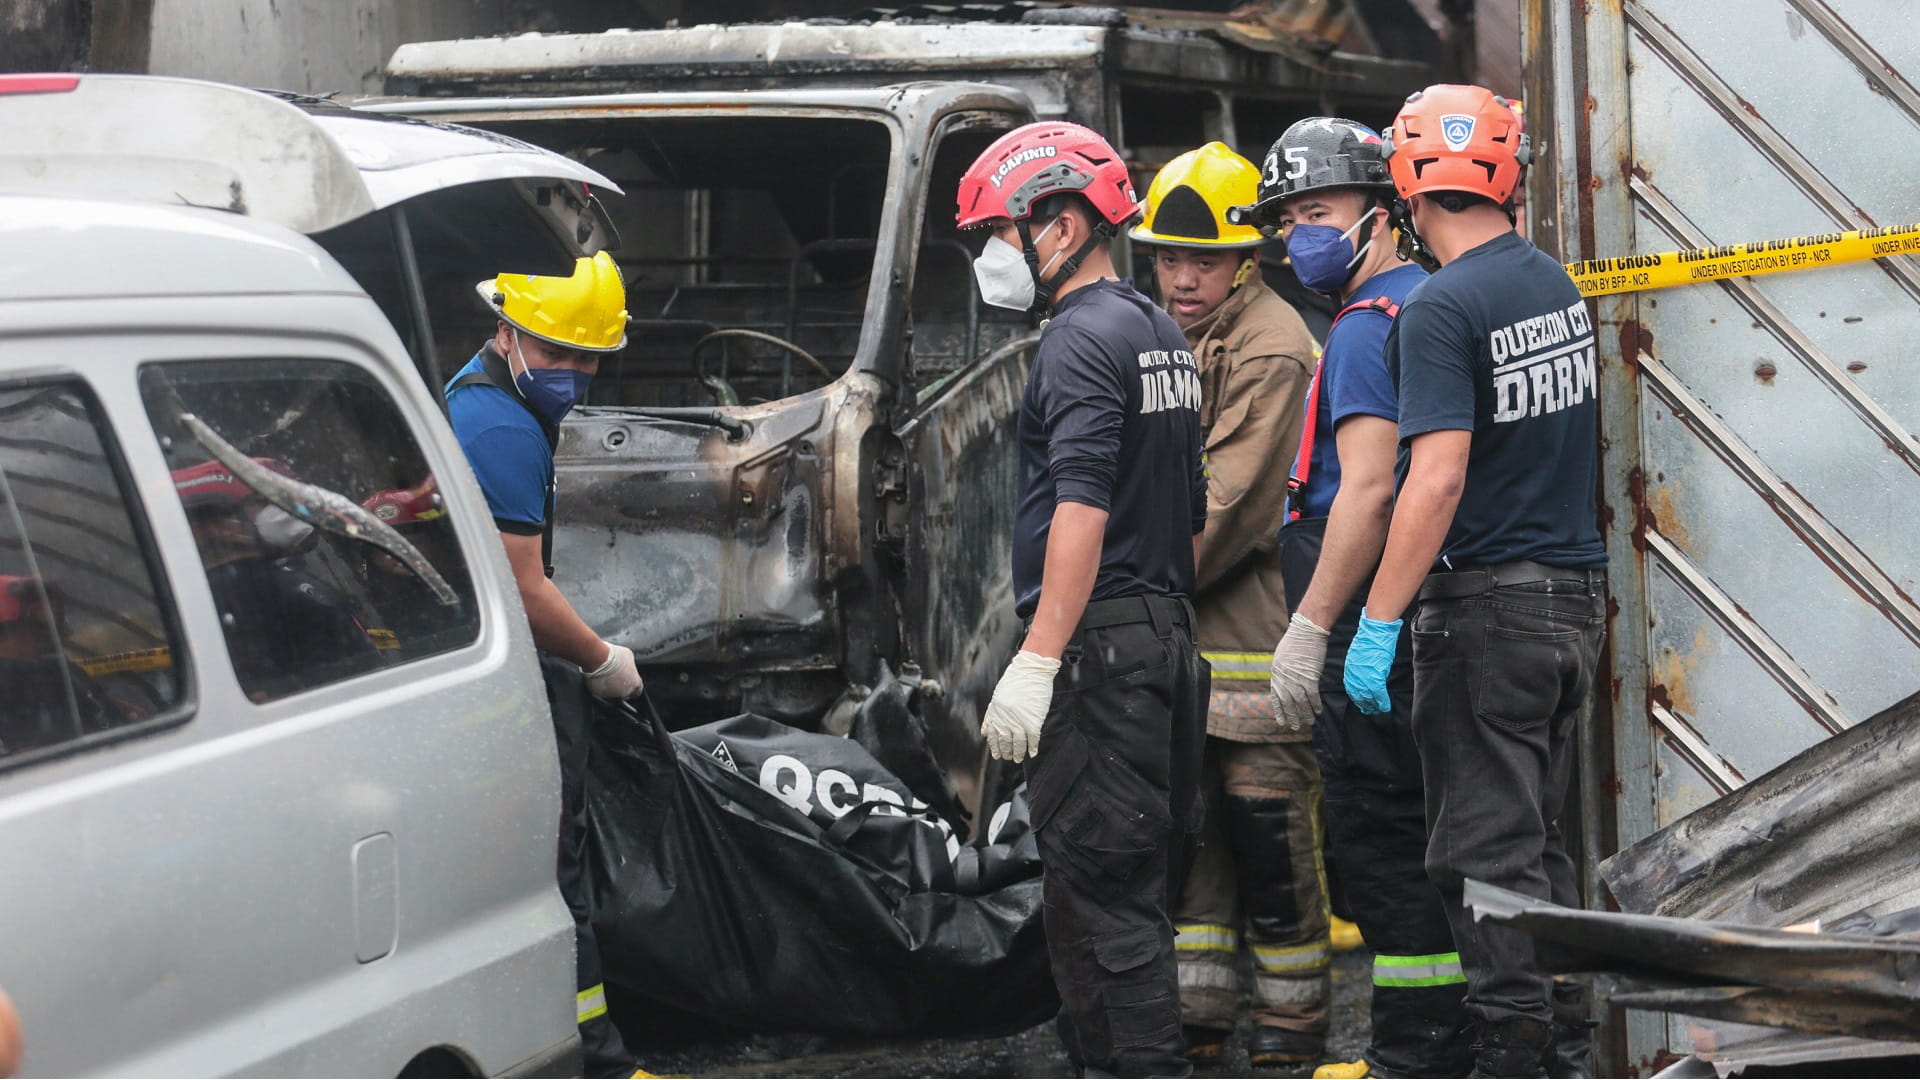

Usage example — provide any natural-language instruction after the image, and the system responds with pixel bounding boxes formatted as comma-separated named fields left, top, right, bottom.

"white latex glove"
left=981, top=650, right=1062, bottom=762
left=1270, top=612, right=1330, bottom=733
left=583, top=641, right=644, bottom=700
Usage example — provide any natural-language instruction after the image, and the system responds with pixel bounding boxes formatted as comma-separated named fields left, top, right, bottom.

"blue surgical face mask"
left=509, top=330, right=593, bottom=425
left=1285, top=209, right=1379, bottom=294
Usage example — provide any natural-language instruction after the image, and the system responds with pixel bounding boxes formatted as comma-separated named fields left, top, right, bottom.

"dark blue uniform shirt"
left=1296, top=263, right=1427, bottom=521
left=1013, top=279, right=1207, bottom=618
left=1389, top=231, right=1607, bottom=569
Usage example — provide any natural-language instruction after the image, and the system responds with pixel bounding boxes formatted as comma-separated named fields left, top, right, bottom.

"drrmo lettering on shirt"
left=1489, top=299, right=1596, bottom=423
left=1139, top=348, right=1201, bottom=415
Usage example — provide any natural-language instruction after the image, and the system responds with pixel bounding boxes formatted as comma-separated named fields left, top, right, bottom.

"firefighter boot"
left=1545, top=1018, right=1594, bottom=1079
left=1249, top=1025, right=1326, bottom=1066
left=1183, top=1025, right=1230, bottom=1064
left=1546, top=981, right=1594, bottom=1078
left=1469, top=1018, right=1552, bottom=1079
left=1330, top=915, right=1364, bottom=952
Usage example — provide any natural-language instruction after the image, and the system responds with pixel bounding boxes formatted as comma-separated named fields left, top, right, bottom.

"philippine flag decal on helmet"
left=1441, top=114, right=1475, bottom=151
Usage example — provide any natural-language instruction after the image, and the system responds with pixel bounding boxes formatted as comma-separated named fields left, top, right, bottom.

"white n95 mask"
left=972, top=219, right=1062, bottom=312
left=973, top=235, right=1036, bottom=312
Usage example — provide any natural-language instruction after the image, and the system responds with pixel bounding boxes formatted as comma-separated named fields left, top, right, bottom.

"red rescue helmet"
left=955, top=121, right=1141, bottom=229
left=0, top=574, right=45, bottom=626
left=170, top=457, right=295, bottom=510
left=1382, top=84, right=1532, bottom=204
left=361, top=477, right=444, bottom=527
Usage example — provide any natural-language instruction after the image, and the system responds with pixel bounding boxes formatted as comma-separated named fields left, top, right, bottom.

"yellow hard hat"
left=476, top=250, right=629, bottom=352
left=1129, top=142, right=1266, bottom=249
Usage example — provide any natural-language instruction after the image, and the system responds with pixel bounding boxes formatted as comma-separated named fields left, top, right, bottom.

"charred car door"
left=889, top=110, right=1038, bottom=811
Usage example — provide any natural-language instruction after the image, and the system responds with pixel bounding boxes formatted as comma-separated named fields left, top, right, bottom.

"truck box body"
left=1526, top=1, right=1920, bottom=1068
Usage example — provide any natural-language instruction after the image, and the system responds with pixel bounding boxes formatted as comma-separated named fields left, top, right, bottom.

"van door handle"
left=351, top=832, right=398, bottom=963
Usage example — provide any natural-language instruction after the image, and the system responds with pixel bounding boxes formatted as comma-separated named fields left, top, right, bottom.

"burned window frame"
left=903, top=108, right=1037, bottom=409
left=401, top=105, right=908, bottom=410
left=0, top=373, right=196, bottom=773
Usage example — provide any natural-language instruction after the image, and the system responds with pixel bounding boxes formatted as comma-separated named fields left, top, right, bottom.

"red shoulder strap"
left=1286, top=296, right=1401, bottom=522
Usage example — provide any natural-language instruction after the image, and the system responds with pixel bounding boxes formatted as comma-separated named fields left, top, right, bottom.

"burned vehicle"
left=371, top=9, right=1436, bottom=810
left=373, top=85, right=1041, bottom=810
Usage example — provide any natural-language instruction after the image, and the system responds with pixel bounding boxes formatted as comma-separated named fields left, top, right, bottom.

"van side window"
left=140, top=360, right=480, bottom=703
left=1, top=379, right=185, bottom=764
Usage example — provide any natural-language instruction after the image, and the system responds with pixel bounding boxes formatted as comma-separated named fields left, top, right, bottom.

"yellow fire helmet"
left=1129, top=141, right=1266, bottom=249
left=476, top=250, right=630, bottom=352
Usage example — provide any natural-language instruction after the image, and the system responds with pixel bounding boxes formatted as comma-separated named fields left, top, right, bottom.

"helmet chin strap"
left=1018, top=215, right=1113, bottom=315
left=1389, top=198, right=1439, bottom=273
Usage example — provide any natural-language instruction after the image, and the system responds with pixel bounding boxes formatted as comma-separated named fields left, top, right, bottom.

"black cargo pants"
left=1025, top=594, right=1208, bottom=1078
left=1280, top=519, right=1473, bottom=1077
left=540, top=653, right=638, bottom=1078
left=1409, top=565, right=1605, bottom=1035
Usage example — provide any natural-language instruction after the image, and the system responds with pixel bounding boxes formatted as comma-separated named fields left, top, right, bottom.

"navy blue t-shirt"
left=1013, top=278, right=1206, bottom=618
left=1295, top=263, right=1427, bottom=520
left=445, top=347, right=553, bottom=536
left=1389, top=231, right=1606, bottom=569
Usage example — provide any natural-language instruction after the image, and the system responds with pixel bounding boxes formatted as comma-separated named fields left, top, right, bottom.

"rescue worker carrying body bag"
left=444, top=252, right=646, bottom=1078
left=1130, top=142, right=1334, bottom=1068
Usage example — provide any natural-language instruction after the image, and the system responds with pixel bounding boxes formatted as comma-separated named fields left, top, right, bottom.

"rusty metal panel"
left=1537, top=0, right=1920, bottom=1070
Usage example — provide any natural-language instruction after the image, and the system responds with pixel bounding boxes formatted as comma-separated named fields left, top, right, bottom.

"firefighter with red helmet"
left=959, top=121, right=1209, bottom=1076
left=1348, top=85, right=1605, bottom=1078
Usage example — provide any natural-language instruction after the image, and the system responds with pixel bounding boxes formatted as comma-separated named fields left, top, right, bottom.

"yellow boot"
left=1314, top=1059, right=1370, bottom=1079
left=1329, top=915, right=1364, bottom=952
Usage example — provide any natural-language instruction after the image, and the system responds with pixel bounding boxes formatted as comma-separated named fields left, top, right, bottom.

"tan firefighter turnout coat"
left=1184, top=279, right=1317, bottom=741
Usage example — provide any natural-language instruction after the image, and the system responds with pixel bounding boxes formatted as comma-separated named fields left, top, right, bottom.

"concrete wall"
left=143, top=0, right=508, bottom=96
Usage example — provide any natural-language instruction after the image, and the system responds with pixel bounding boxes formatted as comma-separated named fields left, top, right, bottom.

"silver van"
left=0, top=74, right=608, bottom=1077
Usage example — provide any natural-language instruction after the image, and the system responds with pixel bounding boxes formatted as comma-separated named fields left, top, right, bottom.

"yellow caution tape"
left=72, top=626, right=400, bottom=677
left=75, top=646, right=174, bottom=677
left=1565, top=221, right=1920, bottom=298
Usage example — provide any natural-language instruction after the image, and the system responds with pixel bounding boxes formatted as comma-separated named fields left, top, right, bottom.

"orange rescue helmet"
left=1382, top=84, right=1532, bottom=204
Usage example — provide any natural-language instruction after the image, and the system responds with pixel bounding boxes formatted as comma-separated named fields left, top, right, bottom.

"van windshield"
left=437, top=114, right=894, bottom=409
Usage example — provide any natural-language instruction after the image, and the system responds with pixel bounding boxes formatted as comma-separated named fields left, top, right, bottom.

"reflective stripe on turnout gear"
left=1175, top=923, right=1237, bottom=952
left=1253, top=937, right=1331, bottom=973
left=576, top=983, right=608, bottom=1023
left=1287, top=296, right=1400, bottom=522
left=1372, top=951, right=1466, bottom=987
left=1178, top=961, right=1240, bottom=992
left=1200, top=650, right=1270, bottom=680
left=1255, top=970, right=1330, bottom=1006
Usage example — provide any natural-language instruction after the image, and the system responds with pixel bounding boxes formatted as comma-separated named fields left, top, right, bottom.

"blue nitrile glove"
left=1344, top=610, right=1403, bottom=715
